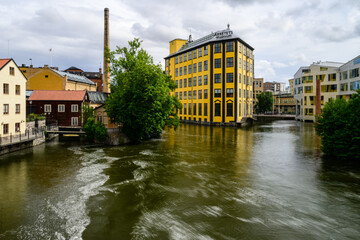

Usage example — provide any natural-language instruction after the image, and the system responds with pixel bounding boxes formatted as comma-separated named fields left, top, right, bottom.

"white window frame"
left=58, top=104, right=65, bottom=112
left=44, top=104, right=51, bottom=113
left=71, top=104, right=79, bottom=112
left=71, top=117, right=79, bottom=126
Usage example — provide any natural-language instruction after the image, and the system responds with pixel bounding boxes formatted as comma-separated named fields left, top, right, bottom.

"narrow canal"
left=0, top=121, right=359, bottom=240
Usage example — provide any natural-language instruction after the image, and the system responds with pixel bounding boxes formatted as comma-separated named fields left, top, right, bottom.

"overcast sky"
left=1, top=0, right=359, bottom=84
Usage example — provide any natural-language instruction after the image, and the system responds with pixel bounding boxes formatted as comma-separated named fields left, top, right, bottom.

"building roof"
left=88, top=91, right=108, bottom=104
left=65, top=66, right=83, bottom=72
left=312, top=61, right=343, bottom=68
left=165, top=27, right=254, bottom=59
left=0, top=58, right=11, bottom=70
left=26, top=90, right=34, bottom=99
left=28, top=90, right=87, bottom=101
left=52, top=69, right=96, bottom=85
left=84, top=72, right=102, bottom=79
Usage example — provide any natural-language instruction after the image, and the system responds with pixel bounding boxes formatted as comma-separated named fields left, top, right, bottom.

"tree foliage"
left=83, top=118, right=108, bottom=143
left=255, top=92, right=273, bottom=114
left=82, top=102, right=94, bottom=125
left=315, top=90, right=360, bottom=160
left=105, top=38, right=182, bottom=143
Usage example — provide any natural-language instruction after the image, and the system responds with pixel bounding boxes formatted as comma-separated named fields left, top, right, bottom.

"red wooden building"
left=28, top=90, right=89, bottom=127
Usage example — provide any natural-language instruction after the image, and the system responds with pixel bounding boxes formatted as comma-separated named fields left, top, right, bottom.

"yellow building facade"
left=20, top=65, right=96, bottom=91
left=165, top=27, right=254, bottom=124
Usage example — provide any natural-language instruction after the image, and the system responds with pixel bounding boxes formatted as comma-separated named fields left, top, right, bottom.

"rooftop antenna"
left=29, top=58, right=32, bottom=66
left=189, top=28, right=193, bottom=42
left=227, top=23, right=230, bottom=29
left=49, top=48, right=53, bottom=67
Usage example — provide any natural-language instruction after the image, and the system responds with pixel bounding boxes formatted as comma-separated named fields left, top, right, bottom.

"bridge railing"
left=0, top=127, right=45, bottom=146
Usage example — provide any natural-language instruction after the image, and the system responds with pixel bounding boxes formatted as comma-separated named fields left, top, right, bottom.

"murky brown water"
left=1, top=121, right=359, bottom=239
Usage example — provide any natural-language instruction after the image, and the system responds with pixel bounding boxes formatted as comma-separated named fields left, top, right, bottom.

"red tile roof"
left=28, top=90, right=87, bottom=101
left=0, top=58, right=11, bottom=70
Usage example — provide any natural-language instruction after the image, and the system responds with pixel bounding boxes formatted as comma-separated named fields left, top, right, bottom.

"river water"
left=0, top=121, right=359, bottom=240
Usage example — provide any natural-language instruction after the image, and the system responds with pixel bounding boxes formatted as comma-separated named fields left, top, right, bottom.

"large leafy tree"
left=255, top=92, right=273, bottom=114
left=315, top=90, right=360, bottom=160
left=105, top=39, right=181, bottom=142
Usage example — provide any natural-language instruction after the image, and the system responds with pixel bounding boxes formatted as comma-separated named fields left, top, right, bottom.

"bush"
left=83, top=118, right=107, bottom=143
left=315, top=90, right=360, bottom=160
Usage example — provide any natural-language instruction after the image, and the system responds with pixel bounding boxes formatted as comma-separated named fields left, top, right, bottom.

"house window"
left=226, top=88, right=234, bottom=97
left=215, top=59, right=221, bottom=68
left=3, top=124, right=9, bottom=135
left=44, top=104, right=51, bottom=112
left=58, top=104, right=65, bottom=112
left=3, top=83, right=9, bottom=94
left=226, top=41, right=234, bottom=52
left=15, top=85, right=20, bottom=95
left=226, top=57, right=233, bottom=67
left=3, top=104, right=9, bottom=114
left=71, top=104, right=79, bottom=112
left=9, top=67, right=15, bottom=76
left=214, top=43, right=221, bottom=53
left=71, top=117, right=79, bottom=126
left=204, top=46, right=208, bottom=55
left=215, top=74, right=221, bottom=83
left=15, top=104, right=20, bottom=114
left=15, top=123, right=20, bottom=132
left=227, top=103, right=233, bottom=116
left=215, top=103, right=221, bottom=116
left=214, top=89, right=221, bottom=98
left=226, top=73, right=234, bottom=83
left=204, top=89, right=208, bottom=99
left=45, top=75, right=49, bottom=78
left=204, top=75, right=208, bottom=85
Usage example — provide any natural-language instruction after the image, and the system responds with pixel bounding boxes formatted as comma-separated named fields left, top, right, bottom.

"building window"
left=198, top=90, right=202, bottom=99
left=350, top=68, right=359, bottom=78
left=214, top=43, right=221, bottom=53
left=204, top=89, right=208, bottom=99
left=193, top=50, right=197, bottom=59
left=15, top=123, right=20, bottom=132
left=9, top=67, right=15, bottom=76
left=180, top=67, right=182, bottom=76
left=243, top=60, right=246, bottom=70
left=226, top=42, right=234, bottom=52
left=71, top=104, right=79, bottom=112
left=193, top=90, right=197, bottom=99
left=188, top=51, right=192, bottom=60
left=188, top=91, right=192, bottom=100
left=214, top=89, right=221, bottom=98
left=180, top=55, right=182, bottom=63
left=215, top=59, right=221, bottom=68
left=3, top=104, right=9, bottom=114
left=184, top=91, right=187, bottom=99
left=184, top=103, right=187, bottom=114
left=239, top=59, right=241, bottom=68
left=215, top=74, right=221, bottom=83
left=189, top=65, right=192, bottom=74
left=204, top=75, right=208, bottom=85
left=193, top=63, right=197, bottom=73
left=226, top=57, right=233, bottom=67
left=184, top=53, right=187, bottom=62
left=175, top=68, right=178, bottom=77
left=188, top=103, right=192, bottom=115
left=15, top=104, right=20, bottom=114
left=71, top=117, right=79, bottom=126
left=198, top=62, right=202, bottom=72
left=226, top=102, right=233, bottom=116
left=204, top=60, right=208, bottom=71
left=226, top=88, right=234, bottom=97
left=175, top=56, right=178, bottom=64
left=58, top=104, right=65, bottom=112
left=3, top=83, right=9, bottom=94
left=193, top=77, right=197, bottom=86
left=44, top=104, right=51, bottom=112
left=193, top=103, right=197, bottom=115
left=184, top=79, right=187, bottom=88
left=188, top=78, right=192, bottom=87
left=215, top=103, right=221, bottom=116
left=226, top=73, right=234, bottom=83
left=180, top=92, right=183, bottom=99
left=45, top=75, right=49, bottom=78
left=198, top=103, right=202, bottom=116
left=198, top=48, right=202, bottom=57
left=180, top=79, right=183, bottom=88
left=184, top=66, right=187, bottom=75
left=176, top=80, right=178, bottom=87
left=15, top=85, right=21, bottom=95
left=204, top=46, right=208, bottom=55
left=198, top=76, right=202, bottom=86
left=3, top=124, right=9, bottom=135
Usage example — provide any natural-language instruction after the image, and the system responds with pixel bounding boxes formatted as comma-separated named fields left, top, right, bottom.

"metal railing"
left=0, top=127, right=45, bottom=146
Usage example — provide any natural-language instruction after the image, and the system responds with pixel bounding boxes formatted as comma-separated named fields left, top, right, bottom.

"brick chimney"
left=103, top=8, right=110, bottom=93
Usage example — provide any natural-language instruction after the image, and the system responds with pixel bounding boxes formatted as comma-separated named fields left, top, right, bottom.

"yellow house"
left=0, top=59, right=27, bottom=136
left=165, top=25, right=255, bottom=125
left=20, top=65, right=96, bottom=91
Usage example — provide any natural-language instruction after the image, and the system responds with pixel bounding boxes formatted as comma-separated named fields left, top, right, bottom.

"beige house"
left=0, top=59, right=27, bottom=136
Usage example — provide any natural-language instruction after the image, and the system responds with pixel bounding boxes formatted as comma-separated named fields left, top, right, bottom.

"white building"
left=294, top=55, right=360, bottom=122
left=0, top=59, right=27, bottom=136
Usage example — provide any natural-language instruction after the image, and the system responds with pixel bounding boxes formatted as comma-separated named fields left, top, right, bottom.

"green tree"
left=83, top=118, right=108, bottom=143
left=315, top=90, right=360, bottom=159
left=105, top=38, right=182, bottom=143
left=82, top=102, right=94, bottom=125
left=255, top=92, right=273, bottom=114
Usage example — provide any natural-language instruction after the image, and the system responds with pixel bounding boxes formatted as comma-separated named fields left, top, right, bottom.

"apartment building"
left=165, top=26, right=254, bottom=124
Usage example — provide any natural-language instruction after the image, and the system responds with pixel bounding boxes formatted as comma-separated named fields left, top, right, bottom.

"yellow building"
left=20, top=65, right=96, bottom=91
left=288, top=78, right=295, bottom=95
left=253, top=78, right=264, bottom=106
left=165, top=26, right=254, bottom=124
left=0, top=59, right=27, bottom=136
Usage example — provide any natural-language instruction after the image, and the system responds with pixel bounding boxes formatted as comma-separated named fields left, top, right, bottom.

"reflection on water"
left=0, top=121, right=359, bottom=240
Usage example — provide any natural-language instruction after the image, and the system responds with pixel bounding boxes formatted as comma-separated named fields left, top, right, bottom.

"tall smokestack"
left=103, top=8, right=110, bottom=93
